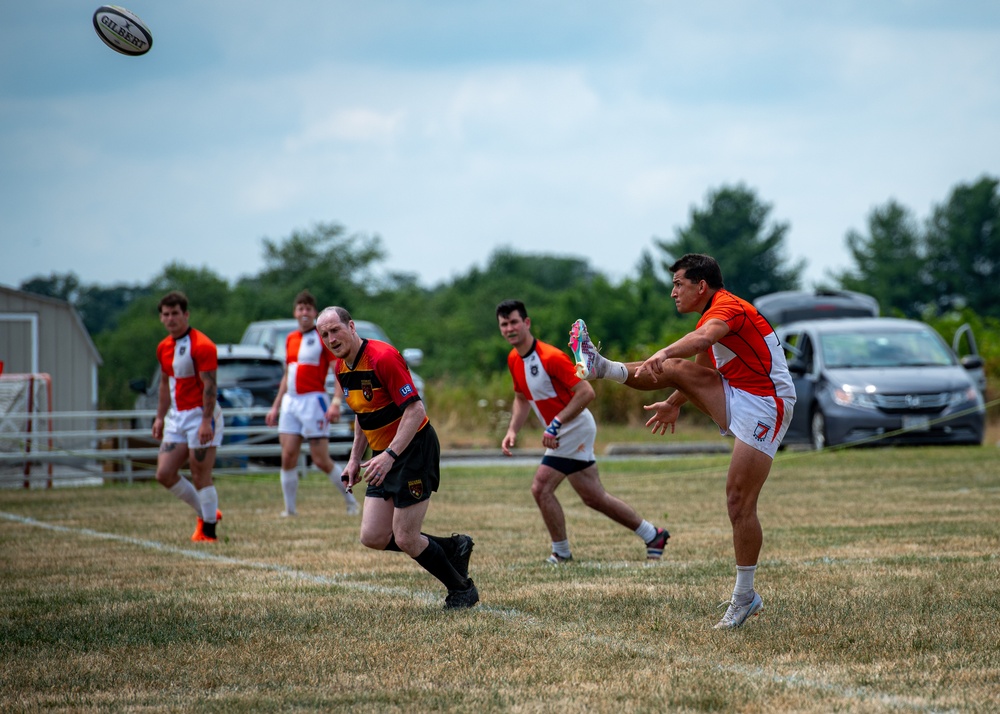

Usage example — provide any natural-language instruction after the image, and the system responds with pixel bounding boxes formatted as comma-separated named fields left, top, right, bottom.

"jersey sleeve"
left=192, top=332, right=218, bottom=372
left=377, top=347, right=421, bottom=408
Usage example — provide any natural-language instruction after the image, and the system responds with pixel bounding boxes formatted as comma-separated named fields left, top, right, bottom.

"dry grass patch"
left=2, top=447, right=999, bottom=712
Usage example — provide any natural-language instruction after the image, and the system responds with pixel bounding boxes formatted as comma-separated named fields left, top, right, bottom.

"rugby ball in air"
left=93, top=5, right=153, bottom=56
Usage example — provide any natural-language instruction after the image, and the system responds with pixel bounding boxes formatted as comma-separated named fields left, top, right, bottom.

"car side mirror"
left=128, top=378, right=148, bottom=394
left=960, top=354, right=984, bottom=370
left=787, top=358, right=808, bottom=376
left=402, top=348, right=424, bottom=368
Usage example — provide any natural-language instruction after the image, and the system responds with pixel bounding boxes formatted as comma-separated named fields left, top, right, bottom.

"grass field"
left=2, top=446, right=999, bottom=712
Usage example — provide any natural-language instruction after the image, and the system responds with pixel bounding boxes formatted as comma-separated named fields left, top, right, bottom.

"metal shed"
left=0, top=285, right=103, bottom=463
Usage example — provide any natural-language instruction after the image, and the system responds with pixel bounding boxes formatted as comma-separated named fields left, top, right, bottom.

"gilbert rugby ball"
left=93, top=5, right=153, bottom=56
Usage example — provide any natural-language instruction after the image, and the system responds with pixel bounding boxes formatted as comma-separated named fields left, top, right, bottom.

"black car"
left=778, top=318, right=985, bottom=449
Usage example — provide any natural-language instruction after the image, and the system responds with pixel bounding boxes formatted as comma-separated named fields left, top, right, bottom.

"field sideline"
left=2, top=447, right=999, bottom=712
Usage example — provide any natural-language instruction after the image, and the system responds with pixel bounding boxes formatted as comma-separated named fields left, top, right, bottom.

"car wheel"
left=810, top=409, right=827, bottom=451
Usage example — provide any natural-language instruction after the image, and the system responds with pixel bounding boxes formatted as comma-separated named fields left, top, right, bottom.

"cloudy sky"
left=2, top=1, right=998, bottom=292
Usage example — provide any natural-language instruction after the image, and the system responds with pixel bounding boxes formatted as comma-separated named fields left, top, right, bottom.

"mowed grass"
left=2, top=447, right=999, bottom=713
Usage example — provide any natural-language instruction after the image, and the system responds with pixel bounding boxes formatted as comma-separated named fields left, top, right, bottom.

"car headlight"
left=832, top=385, right=878, bottom=409
left=948, top=386, right=980, bottom=408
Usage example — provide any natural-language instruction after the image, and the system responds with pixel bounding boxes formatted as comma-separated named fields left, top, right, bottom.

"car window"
left=217, top=358, right=285, bottom=384
left=820, top=330, right=955, bottom=368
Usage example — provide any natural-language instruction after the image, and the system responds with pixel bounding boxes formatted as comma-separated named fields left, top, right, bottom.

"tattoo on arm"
left=201, top=370, right=218, bottom=412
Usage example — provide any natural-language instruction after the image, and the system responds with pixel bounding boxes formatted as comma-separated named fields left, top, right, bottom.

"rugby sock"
left=733, top=565, right=757, bottom=605
left=634, top=520, right=657, bottom=543
left=414, top=539, right=468, bottom=591
left=384, top=535, right=403, bottom=552
left=423, top=532, right=457, bottom=559
left=169, top=477, right=201, bottom=515
left=197, top=485, right=219, bottom=523
left=280, top=469, right=298, bottom=513
left=602, top=360, right=629, bottom=384
left=551, top=539, right=572, bottom=559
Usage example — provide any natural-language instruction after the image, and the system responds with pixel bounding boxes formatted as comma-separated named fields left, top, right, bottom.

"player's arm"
left=557, top=379, right=594, bottom=424
left=324, top=366, right=342, bottom=422
left=502, top=392, right=532, bottom=455
left=636, top=318, right=730, bottom=381
left=266, top=370, right=289, bottom=427
left=362, top=399, right=426, bottom=487
left=342, top=418, right=369, bottom=491
left=197, top=369, right=218, bottom=445
left=152, top=369, right=170, bottom=440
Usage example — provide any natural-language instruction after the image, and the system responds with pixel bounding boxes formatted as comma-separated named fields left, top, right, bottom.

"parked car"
left=754, top=289, right=879, bottom=326
left=129, top=344, right=285, bottom=446
left=778, top=317, right=985, bottom=449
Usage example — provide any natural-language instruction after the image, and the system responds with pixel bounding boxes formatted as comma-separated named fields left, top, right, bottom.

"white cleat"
left=714, top=591, right=763, bottom=630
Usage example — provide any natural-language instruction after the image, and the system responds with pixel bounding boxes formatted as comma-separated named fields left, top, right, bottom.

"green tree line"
left=19, top=176, right=1000, bottom=413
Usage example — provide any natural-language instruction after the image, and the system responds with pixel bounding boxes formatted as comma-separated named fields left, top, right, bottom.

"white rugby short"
left=163, top=405, right=224, bottom=448
left=543, top=408, right=596, bottom=462
left=278, top=392, right=331, bottom=439
left=720, top=380, right=794, bottom=459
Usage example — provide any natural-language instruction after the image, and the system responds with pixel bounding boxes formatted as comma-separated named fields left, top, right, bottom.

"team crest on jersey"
left=179, top=346, right=186, bottom=356
left=754, top=421, right=771, bottom=442
left=408, top=479, right=423, bottom=500
left=399, top=384, right=413, bottom=397
left=306, top=335, right=315, bottom=347
left=362, top=380, right=374, bottom=401
left=530, top=364, right=539, bottom=376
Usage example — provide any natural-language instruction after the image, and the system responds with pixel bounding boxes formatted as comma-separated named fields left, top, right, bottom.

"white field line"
left=1, top=511, right=959, bottom=713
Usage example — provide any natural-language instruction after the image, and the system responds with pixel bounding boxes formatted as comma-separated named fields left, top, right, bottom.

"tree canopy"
left=17, top=176, right=998, bottom=409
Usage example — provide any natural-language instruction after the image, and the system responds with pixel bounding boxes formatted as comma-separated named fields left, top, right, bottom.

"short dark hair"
left=496, top=299, right=527, bottom=321
left=158, top=291, right=189, bottom=313
left=669, top=253, right=724, bottom=289
left=294, top=289, right=316, bottom=309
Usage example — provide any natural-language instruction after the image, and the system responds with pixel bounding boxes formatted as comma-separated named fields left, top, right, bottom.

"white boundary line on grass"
left=1, top=511, right=958, bottom=713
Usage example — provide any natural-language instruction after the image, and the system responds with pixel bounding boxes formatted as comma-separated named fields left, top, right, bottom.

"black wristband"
left=384, top=447, right=399, bottom=460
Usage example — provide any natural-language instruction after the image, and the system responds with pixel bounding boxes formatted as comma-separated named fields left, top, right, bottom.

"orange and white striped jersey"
left=285, top=327, right=338, bottom=396
left=507, top=339, right=580, bottom=426
left=157, top=328, right=218, bottom=412
left=699, top=290, right=795, bottom=401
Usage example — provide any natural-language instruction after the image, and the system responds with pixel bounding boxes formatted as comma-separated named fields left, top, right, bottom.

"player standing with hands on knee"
left=316, top=306, right=478, bottom=610
left=152, top=291, right=223, bottom=542
left=266, top=290, right=359, bottom=517
left=569, top=254, right=795, bottom=629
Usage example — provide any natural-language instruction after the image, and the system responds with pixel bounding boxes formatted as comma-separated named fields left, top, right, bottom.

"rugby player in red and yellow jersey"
left=316, top=306, right=479, bottom=610
left=569, top=254, right=796, bottom=630
left=152, top=291, right=223, bottom=542
left=496, top=299, right=669, bottom=566
left=265, top=290, right=358, bottom=517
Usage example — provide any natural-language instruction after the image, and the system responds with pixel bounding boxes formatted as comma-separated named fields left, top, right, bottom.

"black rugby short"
left=365, top=423, right=441, bottom=508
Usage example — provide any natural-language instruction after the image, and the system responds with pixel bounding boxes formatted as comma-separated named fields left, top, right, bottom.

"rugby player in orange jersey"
left=569, top=254, right=796, bottom=629
left=152, top=291, right=223, bottom=542
left=265, top=290, right=359, bottom=517
left=496, top=299, right=669, bottom=566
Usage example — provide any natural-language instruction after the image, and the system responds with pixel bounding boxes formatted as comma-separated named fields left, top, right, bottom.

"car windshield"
left=820, top=330, right=955, bottom=369
left=217, top=358, right=284, bottom=385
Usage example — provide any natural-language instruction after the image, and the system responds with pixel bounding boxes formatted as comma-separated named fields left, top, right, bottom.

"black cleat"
left=449, top=533, right=474, bottom=579
left=444, top=579, right=480, bottom=610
